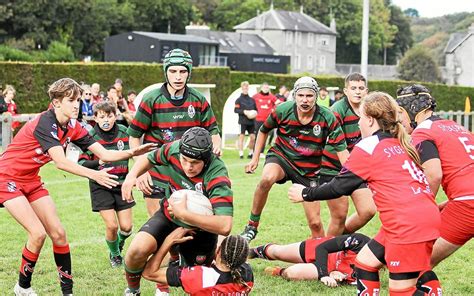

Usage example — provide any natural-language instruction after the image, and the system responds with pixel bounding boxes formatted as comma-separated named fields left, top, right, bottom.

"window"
left=307, top=55, right=313, bottom=70
left=321, top=37, right=329, bottom=46
left=247, top=40, right=255, bottom=47
left=295, top=54, right=301, bottom=70
left=296, top=32, right=302, bottom=45
left=307, top=33, right=314, bottom=48
left=286, top=31, right=293, bottom=45
left=219, top=39, right=227, bottom=47
left=319, top=55, right=326, bottom=71
left=258, top=41, right=266, bottom=47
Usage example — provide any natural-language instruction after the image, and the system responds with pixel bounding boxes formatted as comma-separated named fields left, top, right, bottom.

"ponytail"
left=395, top=122, right=421, bottom=166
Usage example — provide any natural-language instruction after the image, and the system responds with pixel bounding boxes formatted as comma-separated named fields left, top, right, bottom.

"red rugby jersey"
left=0, top=109, right=95, bottom=180
left=411, top=116, right=474, bottom=200
left=167, top=263, right=254, bottom=296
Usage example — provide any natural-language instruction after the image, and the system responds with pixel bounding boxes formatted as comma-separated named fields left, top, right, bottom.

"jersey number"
left=402, top=160, right=429, bottom=185
left=458, top=137, right=474, bottom=160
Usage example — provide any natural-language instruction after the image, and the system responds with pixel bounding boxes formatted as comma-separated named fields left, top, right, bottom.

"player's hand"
left=92, top=167, right=119, bottom=189
left=131, top=143, right=157, bottom=157
left=121, top=176, right=136, bottom=203
left=136, top=171, right=153, bottom=195
left=164, top=227, right=195, bottom=246
left=168, top=193, right=189, bottom=220
left=213, top=145, right=222, bottom=157
left=329, top=271, right=347, bottom=282
left=288, top=184, right=306, bottom=203
left=438, top=200, right=448, bottom=211
left=321, top=276, right=338, bottom=287
left=245, top=158, right=259, bottom=173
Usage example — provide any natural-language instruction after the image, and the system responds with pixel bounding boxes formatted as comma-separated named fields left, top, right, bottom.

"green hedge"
left=0, top=62, right=472, bottom=130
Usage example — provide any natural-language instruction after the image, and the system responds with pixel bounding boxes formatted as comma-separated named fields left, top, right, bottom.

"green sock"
left=118, top=230, right=132, bottom=245
left=106, top=238, right=120, bottom=257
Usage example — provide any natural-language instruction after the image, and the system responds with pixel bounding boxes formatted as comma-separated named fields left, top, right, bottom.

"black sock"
left=18, top=246, right=39, bottom=288
left=53, top=244, right=73, bottom=294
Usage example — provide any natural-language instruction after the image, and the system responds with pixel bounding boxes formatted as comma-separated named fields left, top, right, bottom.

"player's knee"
left=360, top=207, right=376, bottom=221
left=29, top=230, right=47, bottom=247
left=126, top=245, right=151, bottom=263
left=258, top=177, right=274, bottom=192
left=308, top=220, right=323, bottom=233
left=106, top=221, right=119, bottom=234
left=49, top=226, right=67, bottom=245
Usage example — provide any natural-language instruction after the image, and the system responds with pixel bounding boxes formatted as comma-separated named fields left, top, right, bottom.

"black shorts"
left=240, top=123, right=255, bottom=135
left=319, top=174, right=368, bottom=190
left=139, top=208, right=217, bottom=260
left=254, top=121, right=264, bottom=134
left=265, top=155, right=318, bottom=187
left=90, top=185, right=135, bottom=212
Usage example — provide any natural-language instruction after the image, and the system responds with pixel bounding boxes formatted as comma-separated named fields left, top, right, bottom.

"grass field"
left=0, top=148, right=473, bottom=295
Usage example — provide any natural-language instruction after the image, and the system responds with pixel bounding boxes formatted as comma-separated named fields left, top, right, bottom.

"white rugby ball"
left=169, top=190, right=214, bottom=226
left=246, top=110, right=258, bottom=120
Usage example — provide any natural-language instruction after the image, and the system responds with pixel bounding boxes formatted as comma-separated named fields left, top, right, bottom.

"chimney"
left=300, top=5, right=304, bottom=13
left=270, top=0, right=274, bottom=10
left=330, top=18, right=336, bottom=32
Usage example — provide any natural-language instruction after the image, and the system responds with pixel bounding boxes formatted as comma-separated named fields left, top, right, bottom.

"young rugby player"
left=121, top=127, right=233, bottom=296
left=396, top=85, right=474, bottom=273
left=288, top=92, right=442, bottom=295
left=241, top=76, right=349, bottom=241
left=249, top=233, right=370, bottom=287
left=127, top=48, right=221, bottom=217
left=142, top=229, right=254, bottom=295
left=320, top=73, right=375, bottom=235
left=79, top=101, right=134, bottom=268
left=0, top=78, right=154, bottom=296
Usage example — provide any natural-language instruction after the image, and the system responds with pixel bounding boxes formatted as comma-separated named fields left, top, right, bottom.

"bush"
left=0, top=46, right=33, bottom=62
left=398, top=46, right=441, bottom=82
left=42, top=41, right=76, bottom=62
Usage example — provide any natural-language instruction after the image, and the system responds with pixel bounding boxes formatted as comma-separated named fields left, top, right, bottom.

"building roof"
left=187, top=29, right=274, bottom=54
left=132, top=31, right=218, bottom=44
left=233, top=9, right=336, bottom=35
left=445, top=32, right=473, bottom=53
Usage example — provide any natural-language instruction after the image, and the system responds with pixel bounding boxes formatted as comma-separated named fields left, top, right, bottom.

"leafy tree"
left=397, top=46, right=441, bottom=82
left=386, top=4, right=413, bottom=64
left=213, top=0, right=266, bottom=31
left=404, top=8, right=419, bottom=18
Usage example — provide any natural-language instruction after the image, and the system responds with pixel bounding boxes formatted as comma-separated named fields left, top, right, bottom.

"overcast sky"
left=391, top=0, right=474, bottom=18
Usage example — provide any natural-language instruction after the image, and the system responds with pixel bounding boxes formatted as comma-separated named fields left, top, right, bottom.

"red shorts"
left=301, top=236, right=333, bottom=263
left=0, top=177, right=49, bottom=206
left=440, top=199, right=474, bottom=245
left=374, top=229, right=434, bottom=273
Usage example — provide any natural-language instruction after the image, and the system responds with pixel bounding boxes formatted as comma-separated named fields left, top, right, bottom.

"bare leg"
left=248, top=134, right=256, bottom=152
left=430, top=237, right=462, bottom=267
left=249, top=163, right=286, bottom=217
left=117, top=208, right=133, bottom=233
left=303, top=201, right=324, bottom=237
left=282, top=263, right=319, bottom=280
left=345, top=188, right=376, bottom=233
left=326, top=196, right=349, bottom=236
left=31, top=196, right=67, bottom=246
left=125, top=232, right=158, bottom=270
left=265, top=242, right=305, bottom=263
left=145, top=198, right=161, bottom=218
left=100, top=210, right=119, bottom=241
left=238, top=134, right=245, bottom=154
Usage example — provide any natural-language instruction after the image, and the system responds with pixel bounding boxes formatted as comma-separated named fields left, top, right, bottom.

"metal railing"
left=199, top=55, right=227, bottom=67
left=437, top=111, right=474, bottom=132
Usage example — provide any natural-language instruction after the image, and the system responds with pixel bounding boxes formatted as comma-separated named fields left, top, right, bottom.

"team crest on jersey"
left=195, top=182, right=203, bottom=193
left=162, top=129, right=174, bottom=142
left=195, top=255, right=207, bottom=265
left=187, top=105, right=196, bottom=118
left=7, top=181, right=17, bottom=192
left=289, top=136, right=299, bottom=147
left=117, top=140, right=125, bottom=150
left=313, top=124, right=321, bottom=136
left=35, top=148, right=43, bottom=155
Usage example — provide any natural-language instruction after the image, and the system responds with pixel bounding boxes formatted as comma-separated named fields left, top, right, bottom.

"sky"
left=391, top=0, right=474, bottom=18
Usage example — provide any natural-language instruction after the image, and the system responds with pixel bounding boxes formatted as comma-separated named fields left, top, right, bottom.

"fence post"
left=2, top=113, right=12, bottom=151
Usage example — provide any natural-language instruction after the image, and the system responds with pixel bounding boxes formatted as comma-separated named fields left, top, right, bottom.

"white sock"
left=239, top=151, right=244, bottom=157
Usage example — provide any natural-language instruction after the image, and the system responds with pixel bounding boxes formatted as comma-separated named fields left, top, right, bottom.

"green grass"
left=0, top=148, right=473, bottom=295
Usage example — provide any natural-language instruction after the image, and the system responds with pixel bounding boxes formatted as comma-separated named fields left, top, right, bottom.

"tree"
left=386, top=4, right=413, bottom=64
left=404, top=8, right=419, bottom=18
left=213, top=0, right=266, bottom=31
left=397, top=46, right=441, bottom=82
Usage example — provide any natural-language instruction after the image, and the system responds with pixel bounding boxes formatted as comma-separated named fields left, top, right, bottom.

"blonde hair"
left=3, top=85, right=16, bottom=96
left=241, top=81, right=249, bottom=87
left=362, top=91, right=421, bottom=165
left=48, top=78, right=83, bottom=101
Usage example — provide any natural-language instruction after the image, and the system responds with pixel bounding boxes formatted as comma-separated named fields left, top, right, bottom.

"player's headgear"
left=396, top=84, right=436, bottom=129
left=179, top=127, right=213, bottom=163
left=163, top=48, right=193, bottom=83
left=293, top=76, right=319, bottom=96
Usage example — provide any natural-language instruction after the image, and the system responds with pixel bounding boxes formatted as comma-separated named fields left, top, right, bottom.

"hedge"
left=0, top=62, right=472, bottom=130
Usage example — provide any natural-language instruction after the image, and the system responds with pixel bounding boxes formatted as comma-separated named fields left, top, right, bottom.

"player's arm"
left=314, top=233, right=370, bottom=279
left=87, top=142, right=156, bottom=162
left=142, top=227, right=193, bottom=283
left=128, top=136, right=154, bottom=195
left=336, top=149, right=349, bottom=165
left=417, top=140, right=442, bottom=196
left=234, top=98, right=244, bottom=114
left=121, top=153, right=154, bottom=202
left=48, top=146, right=119, bottom=188
left=246, top=110, right=276, bottom=173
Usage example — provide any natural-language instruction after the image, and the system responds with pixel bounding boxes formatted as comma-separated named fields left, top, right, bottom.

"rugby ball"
left=246, top=110, right=258, bottom=120
left=169, top=190, right=214, bottom=227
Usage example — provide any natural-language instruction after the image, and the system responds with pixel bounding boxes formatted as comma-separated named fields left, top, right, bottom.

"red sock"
left=389, top=286, right=417, bottom=295
left=354, top=259, right=380, bottom=296
left=124, top=264, right=142, bottom=290
left=248, top=220, right=259, bottom=228
left=156, top=283, right=170, bottom=293
left=18, top=246, right=39, bottom=289
left=416, top=270, right=442, bottom=295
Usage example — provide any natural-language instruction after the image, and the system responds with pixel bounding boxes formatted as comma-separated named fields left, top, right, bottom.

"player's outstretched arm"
left=336, top=149, right=350, bottom=165
left=245, top=130, right=268, bottom=173
left=49, top=146, right=119, bottom=189
left=122, top=155, right=154, bottom=202
left=142, top=227, right=193, bottom=283
left=88, top=142, right=157, bottom=162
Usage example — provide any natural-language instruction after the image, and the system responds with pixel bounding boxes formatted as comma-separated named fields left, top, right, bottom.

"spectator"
left=275, top=85, right=287, bottom=106
left=3, top=85, right=21, bottom=131
left=81, top=84, right=94, bottom=117
left=127, top=90, right=137, bottom=113
left=317, top=87, right=331, bottom=108
left=234, top=81, right=257, bottom=159
left=334, top=90, right=344, bottom=102
left=114, top=78, right=124, bottom=100
left=105, top=85, right=132, bottom=126
left=91, top=83, right=102, bottom=104
left=253, top=82, right=276, bottom=150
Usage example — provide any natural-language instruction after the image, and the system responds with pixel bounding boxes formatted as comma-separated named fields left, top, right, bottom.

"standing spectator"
left=81, top=84, right=94, bottom=117
left=127, top=90, right=137, bottom=113
left=253, top=82, right=276, bottom=149
left=275, top=85, right=287, bottom=106
left=240, top=77, right=349, bottom=242
left=334, top=90, right=344, bottom=102
left=114, top=78, right=124, bottom=100
left=317, top=87, right=331, bottom=108
left=91, top=83, right=102, bottom=104
left=106, top=86, right=132, bottom=126
left=234, top=81, right=257, bottom=159
left=3, top=85, right=21, bottom=131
